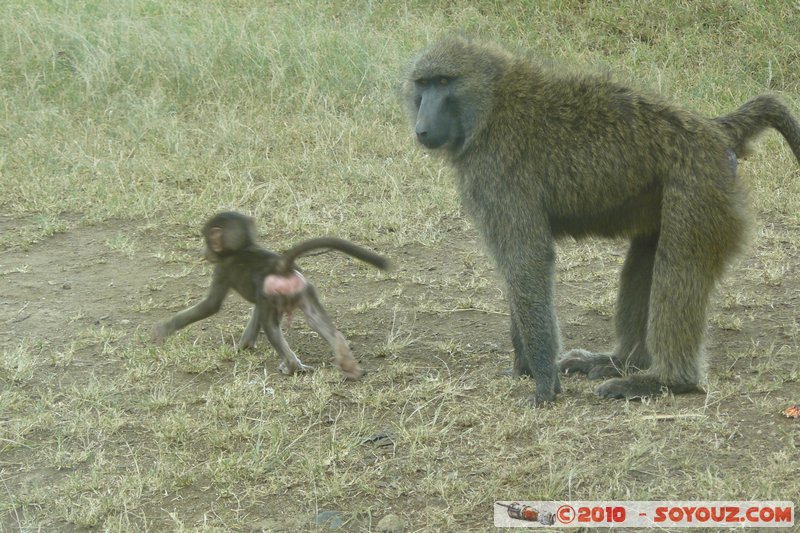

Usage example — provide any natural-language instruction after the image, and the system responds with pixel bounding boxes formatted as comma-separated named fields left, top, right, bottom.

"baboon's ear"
left=208, top=227, right=225, bottom=253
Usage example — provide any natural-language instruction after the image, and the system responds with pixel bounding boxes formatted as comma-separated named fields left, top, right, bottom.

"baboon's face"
left=411, top=76, right=464, bottom=150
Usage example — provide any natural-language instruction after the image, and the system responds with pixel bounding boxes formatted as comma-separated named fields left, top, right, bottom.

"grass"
left=1, top=1, right=799, bottom=531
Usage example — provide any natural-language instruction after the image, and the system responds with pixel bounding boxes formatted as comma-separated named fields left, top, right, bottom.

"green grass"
left=1, top=1, right=799, bottom=531
left=4, top=1, right=797, bottom=240
left=1, top=0, right=463, bottom=244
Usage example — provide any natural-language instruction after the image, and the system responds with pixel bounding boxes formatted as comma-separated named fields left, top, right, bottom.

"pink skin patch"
left=263, top=270, right=307, bottom=296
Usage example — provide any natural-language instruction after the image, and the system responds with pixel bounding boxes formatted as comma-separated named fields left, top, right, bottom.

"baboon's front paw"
left=527, top=390, right=557, bottom=407
left=527, top=380, right=560, bottom=406
left=558, top=349, right=622, bottom=379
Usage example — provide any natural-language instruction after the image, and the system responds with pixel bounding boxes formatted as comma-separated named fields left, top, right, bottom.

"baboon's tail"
left=715, top=95, right=800, bottom=162
left=278, top=237, right=390, bottom=273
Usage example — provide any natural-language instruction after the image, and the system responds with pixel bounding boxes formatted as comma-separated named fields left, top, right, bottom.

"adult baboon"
left=404, top=36, right=800, bottom=404
left=153, top=211, right=390, bottom=379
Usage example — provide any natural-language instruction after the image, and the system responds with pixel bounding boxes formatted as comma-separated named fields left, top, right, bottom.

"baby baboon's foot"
left=596, top=374, right=702, bottom=400
left=236, top=338, right=257, bottom=351
left=151, top=322, right=170, bottom=344
left=339, top=363, right=365, bottom=381
left=278, top=358, right=314, bottom=376
left=332, top=332, right=364, bottom=381
left=558, top=349, right=624, bottom=380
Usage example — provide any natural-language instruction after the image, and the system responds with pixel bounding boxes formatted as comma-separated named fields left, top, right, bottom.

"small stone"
left=315, top=510, right=345, bottom=530
left=360, top=430, right=394, bottom=447
left=377, top=513, right=404, bottom=532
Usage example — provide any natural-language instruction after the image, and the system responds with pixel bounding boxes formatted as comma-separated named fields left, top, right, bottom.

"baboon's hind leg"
left=559, top=234, right=657, bottom=379
left=301, top=285, right=365, bottom=380
left=597, top=185, right=744, bottom=399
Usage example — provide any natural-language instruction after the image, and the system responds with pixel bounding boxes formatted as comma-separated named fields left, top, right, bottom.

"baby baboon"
left=152, top=211, right=390, bottom=379
left=405, top=36, right=800, bottom=404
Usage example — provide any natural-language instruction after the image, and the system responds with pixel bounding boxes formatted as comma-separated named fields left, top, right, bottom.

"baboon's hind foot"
left=596, top=374, right=702, bottom=400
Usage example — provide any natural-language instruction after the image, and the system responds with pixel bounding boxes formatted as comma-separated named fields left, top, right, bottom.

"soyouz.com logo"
left=493, top=501, right=794, bottom=528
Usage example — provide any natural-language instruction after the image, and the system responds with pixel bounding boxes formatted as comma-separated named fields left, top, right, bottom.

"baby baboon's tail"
left=278, top=237, right=390, bottom=274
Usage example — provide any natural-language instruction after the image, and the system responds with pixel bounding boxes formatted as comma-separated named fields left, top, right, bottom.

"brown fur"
left=404, top=36, right=800, bottom=403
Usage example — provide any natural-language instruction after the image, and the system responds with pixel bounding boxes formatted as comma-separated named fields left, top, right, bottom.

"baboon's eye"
left=417, top=78, right=429, bottom=87
left=439, top=77, right=449, bottom=86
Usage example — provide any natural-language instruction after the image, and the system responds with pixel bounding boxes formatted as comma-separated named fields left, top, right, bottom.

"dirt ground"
left=4, top=215, right=797, bottom=390
left=1, top=212, right=799, bottom=530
